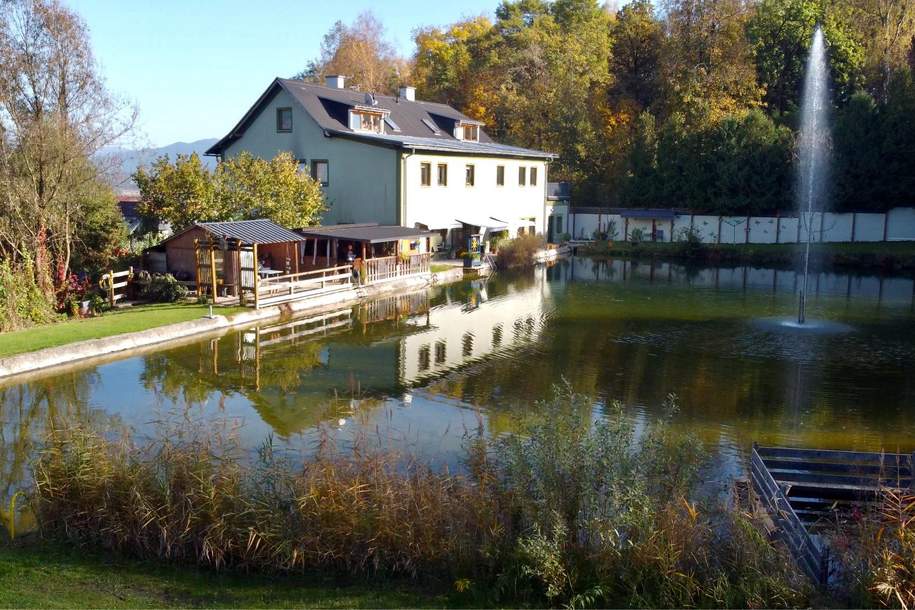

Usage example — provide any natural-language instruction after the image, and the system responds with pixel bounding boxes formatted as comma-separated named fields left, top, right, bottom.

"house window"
left=462, top=332, right=473, bottom=357
left=435, top=341, right=446, bottom=364
left=530, top=166, right=538, bottom=186
left=518, top=166, right=526, bottom=186
left=350, top=110, right=384, bottom=133
left=465, top=164, right=475, bottom=186
left=311, top=160, right=329, bottom=186
left=418, top=345, right=430, bottom=372
left=462, top=124, right=479, bottom=142
left=420, top=162, right=431, bottom=186
left=555, top=215, right=563, bottom=234
left=496, top=165, right=505, bottom=186
left=276, top=107, right=293, bottom=132
left=437, top=163, right=448, bottom=186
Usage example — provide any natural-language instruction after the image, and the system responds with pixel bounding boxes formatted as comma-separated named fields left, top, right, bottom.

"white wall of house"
left=221, top=88, right=400, bottom=225
left=401, top=153, right=548, bottom=238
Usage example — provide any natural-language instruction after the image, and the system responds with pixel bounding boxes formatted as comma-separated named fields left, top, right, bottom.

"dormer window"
left=349, top=108, right=386, bottom=134
left=452, top=120, right=481, bottom=142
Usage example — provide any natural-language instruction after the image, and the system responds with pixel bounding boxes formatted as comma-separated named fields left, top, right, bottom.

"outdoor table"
left=258, top=268, right=282, bottom=278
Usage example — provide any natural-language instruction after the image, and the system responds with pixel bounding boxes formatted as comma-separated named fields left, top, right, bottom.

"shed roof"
left=296, top=223, right=436, bottom=244
left=158, top=219, right=307, bottom=247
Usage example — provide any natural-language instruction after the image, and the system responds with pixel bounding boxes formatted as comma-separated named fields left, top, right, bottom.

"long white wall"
left=568, top=208, right=915, bottom=244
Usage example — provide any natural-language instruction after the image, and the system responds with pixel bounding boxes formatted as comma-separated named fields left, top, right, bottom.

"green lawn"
left=431, top=263, right=461, bottom=273
left=0, top=543, right=461, bottom=609
left=0, top=303, right=247, bottom=359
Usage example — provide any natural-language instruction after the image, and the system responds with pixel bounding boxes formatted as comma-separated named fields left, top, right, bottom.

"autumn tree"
left=0, top=0, right=135, bottom=290
left=846, top=0, right=915, bottom=98
left=135, top=152, right=326, bottom=231
left=657, top=0, right=761, bottom=124
left=297, top=12, right=407, bottom=94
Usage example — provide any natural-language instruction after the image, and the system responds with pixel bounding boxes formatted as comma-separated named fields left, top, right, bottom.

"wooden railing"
left=362, top=253, right=431, bottom=285
left=252, top=264, right=352, bottom=309
left=98, top=267, right=133, bottom=307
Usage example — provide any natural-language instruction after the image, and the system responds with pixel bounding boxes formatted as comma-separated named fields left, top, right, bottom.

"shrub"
left=673, top=226, right=706, bottom=258
left=139, top=273, right=188, bottom=303
left=838, top=489, right=915, bottom=609
left=496, top=234, right=545, bottom=269
left=0, top=257, right=59, bottom=331
left=629, top=227, right=646, bottom=243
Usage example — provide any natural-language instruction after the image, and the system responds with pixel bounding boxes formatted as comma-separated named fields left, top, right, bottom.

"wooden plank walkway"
left=750, top=444, right=914, bottom=587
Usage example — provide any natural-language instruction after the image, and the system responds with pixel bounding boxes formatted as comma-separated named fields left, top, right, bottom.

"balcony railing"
left=362, top=253, right=431, bottom=285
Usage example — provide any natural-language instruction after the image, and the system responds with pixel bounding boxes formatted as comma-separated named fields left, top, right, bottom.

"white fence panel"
left=887, top=208, right=915, bottom=241
left=854, top=213, right=885, bottom=241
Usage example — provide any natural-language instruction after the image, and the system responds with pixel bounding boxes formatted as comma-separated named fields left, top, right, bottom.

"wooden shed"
left=155, top=219, right=307, bottom=296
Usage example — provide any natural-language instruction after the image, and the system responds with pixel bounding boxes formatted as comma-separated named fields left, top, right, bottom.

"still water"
left=2, top=258, right=914, bottom=501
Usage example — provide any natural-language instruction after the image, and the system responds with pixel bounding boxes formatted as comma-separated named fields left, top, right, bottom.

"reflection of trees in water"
left=0, top=371, right=126, bottom=502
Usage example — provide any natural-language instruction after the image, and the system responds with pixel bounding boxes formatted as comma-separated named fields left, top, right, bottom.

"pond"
left=2, top=258, right=914, bottom=502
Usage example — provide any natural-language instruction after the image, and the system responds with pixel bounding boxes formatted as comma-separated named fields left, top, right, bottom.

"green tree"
left=610, top=0, right=663, bottom=111
left=622, top=111, right=659, bottom=206
left=135, top=152, right=326, bottom=231
left=216, top=152, right=326, bottom=229
left=134, top=153, right=218, bottom=231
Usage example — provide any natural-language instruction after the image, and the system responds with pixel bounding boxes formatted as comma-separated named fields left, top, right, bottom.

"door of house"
left=547, top=216, right=555, bottom=242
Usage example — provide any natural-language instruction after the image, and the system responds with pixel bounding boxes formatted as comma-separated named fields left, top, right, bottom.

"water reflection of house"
left=399, top=270, right=550, bottom=384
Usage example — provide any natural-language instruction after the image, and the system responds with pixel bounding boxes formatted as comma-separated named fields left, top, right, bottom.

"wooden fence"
left=362, top=253, right=431, bottom=285
left=98, top=267, right=133, bottom=307
left=251, top=264, right=353, bottom=309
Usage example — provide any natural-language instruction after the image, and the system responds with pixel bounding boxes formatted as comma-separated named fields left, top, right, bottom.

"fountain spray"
left=797, top=27, right=829, bottom=324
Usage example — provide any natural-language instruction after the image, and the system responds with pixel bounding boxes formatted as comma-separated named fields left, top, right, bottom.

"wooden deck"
left=751, top=444, right=914, bottom=586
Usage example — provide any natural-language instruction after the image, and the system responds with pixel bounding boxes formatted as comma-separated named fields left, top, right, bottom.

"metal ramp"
left=750, top=444, right=913, bottom=586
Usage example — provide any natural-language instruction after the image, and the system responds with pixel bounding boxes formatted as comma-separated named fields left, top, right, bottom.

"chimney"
left=399, top=86, right=416, bottom=102
left=325, top=74, right=345, bottom=89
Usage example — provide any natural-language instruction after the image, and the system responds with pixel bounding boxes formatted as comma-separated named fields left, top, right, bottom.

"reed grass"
left=30, top=387, right=812, bottom=608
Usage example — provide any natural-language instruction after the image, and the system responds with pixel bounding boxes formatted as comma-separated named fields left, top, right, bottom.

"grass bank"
left=581, top=240, right=915, bottom=273
left=0, top=542, right=455, bottom=609
left=0, top=303, right=246, bottom=359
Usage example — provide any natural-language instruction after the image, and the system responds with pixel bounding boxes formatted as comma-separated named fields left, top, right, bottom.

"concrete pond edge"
left=0, top=269, right=469, bottom=382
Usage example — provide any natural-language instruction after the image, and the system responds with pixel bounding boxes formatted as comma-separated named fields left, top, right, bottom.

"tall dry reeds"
left=30, top=387, right=811, bottom=607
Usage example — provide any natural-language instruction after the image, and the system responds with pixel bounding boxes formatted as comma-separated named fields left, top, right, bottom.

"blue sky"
left=68, top=0, right=499, bottom=147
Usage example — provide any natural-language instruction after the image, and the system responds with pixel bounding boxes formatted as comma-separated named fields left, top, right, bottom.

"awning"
left=415, top=219, right=462, bottom=230
left=456, top=217, right=509, bottom=231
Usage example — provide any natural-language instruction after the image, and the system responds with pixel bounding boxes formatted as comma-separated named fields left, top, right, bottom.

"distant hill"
left=99, top=138, right=218, bottom=189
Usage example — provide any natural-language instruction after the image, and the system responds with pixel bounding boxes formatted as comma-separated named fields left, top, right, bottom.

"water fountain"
left=796, top=27, right=829, bottom=325
left=754, top=27, right=851, bottom=334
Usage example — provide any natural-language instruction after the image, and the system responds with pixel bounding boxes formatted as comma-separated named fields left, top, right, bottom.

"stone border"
left=0, top=274, right=443, bottom=382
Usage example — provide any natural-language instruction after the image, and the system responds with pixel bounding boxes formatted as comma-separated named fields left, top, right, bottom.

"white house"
left=206, top=76, right=556, bottom=250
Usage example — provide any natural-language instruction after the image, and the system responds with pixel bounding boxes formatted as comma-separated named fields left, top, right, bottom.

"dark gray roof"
left=296, top=223, right=436, bottom=244
left=207, top=78, right=556, bottom=160
left=197, top=219, right=306, bottom=244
